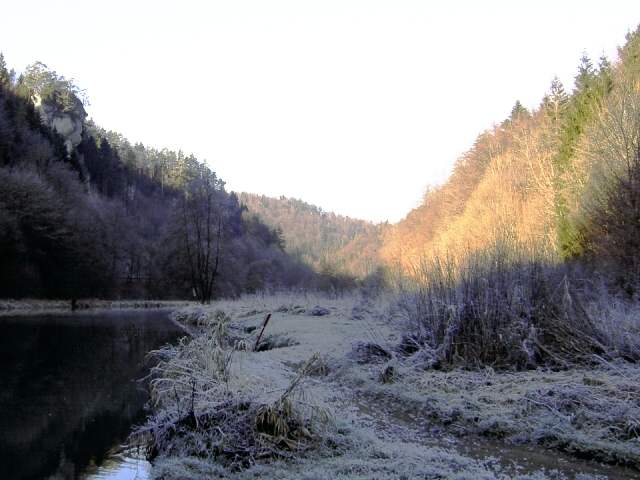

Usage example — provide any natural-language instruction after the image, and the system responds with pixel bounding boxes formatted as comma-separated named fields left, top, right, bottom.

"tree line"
left=380, top=26, right=640, bottom=294
left=0, top=57, right=332, bottom=302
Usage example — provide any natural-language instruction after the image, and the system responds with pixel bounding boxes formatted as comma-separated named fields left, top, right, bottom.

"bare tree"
left=577, top=68, right=640, bottom=287
left=179, top=172, right=225, bottom=303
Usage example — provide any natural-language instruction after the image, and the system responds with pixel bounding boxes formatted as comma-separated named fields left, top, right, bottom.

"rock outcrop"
left=33, top=93, right=86, bottom=153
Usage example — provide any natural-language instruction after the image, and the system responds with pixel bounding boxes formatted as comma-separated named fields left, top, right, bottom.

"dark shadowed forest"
left=0, top=60, right=358, bottom=303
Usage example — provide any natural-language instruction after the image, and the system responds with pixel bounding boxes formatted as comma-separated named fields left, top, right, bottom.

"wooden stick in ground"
left=254, top=313, right=272, bottom=351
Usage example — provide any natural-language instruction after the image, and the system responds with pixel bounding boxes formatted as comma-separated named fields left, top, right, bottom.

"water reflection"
left=80, top=447, right=151, bottom=480
left=0, top=310, right=183, bottom=480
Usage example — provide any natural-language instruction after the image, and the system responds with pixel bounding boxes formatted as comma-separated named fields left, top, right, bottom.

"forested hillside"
left=381, top=27, right=640, bottom=290
left=2, top=26, right=640, bottom=301
left=241, top=25, right=640, bottom=289
left=238, top=193, right=383, bottom=278
left=0, top=59, right=318, bottom=301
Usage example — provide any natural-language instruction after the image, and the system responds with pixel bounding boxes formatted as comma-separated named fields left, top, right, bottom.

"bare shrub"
left=397, top=239, right=608, bottom=369
left=131, top=313, right=329, bottom=471
left=586, top=292, right=640, bottom=361
left=571, top=70, right=640, bottom=291
left=349, top=342, right=392, bottom=364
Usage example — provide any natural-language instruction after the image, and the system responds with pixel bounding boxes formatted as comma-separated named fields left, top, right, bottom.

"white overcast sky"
left=1, top=1, right=639, bottom=222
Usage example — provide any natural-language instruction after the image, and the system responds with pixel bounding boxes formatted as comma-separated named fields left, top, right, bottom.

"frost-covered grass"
left=587, top=295, right=640, bottom=362
left=136, top=292, right=639, bottom=479
left=150, top=434, right=583, bottom=480
left=396, top=259, right=610, bottom=369
left=342, top=359, right=640, bottom=467
left=394, top=248, right=640, bottom=369
left=383, top=246, right=640, bottom=469
left=133, top=308, right=339, bottom=473
left=170, top=291, right=369, bottom=324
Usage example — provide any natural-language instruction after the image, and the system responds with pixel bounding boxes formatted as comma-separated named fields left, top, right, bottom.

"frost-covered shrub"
left=131, top=312, right=331, bottom=471
left=397, top=241, right=609, bottom=369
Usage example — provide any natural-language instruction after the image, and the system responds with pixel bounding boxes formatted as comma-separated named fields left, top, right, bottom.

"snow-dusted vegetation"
left=131, top=292, right=639, bottom=479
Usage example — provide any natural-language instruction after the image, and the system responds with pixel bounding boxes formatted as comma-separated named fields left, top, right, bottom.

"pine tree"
left=575, top=53, right=595, bottom=91
left=554, top=53, right=612, bottom=258
left=598, top=54, right=611, bottom=74
left=510, top=100, right=529, bottom=121
left=548, top=76, right=568, bottom=124
left=0, top=53, right=11, bottom=87
left=618, top=25, right=640, bottom=77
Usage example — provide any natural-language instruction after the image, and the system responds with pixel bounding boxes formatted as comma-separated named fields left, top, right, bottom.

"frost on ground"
left=136, top=293, right=639, bottom=479
left=346, top=361, right=640, bottom=467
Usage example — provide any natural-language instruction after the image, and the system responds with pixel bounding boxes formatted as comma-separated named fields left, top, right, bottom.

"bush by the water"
left=131, top=311, right=332, bottom=471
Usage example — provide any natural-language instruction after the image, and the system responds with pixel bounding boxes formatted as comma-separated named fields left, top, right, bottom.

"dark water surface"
left=0, top=310, right=183, bottom=480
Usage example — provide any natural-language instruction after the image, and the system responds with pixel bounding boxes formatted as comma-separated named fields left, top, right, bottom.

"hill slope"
left=0, top=59, right=317, bottom=299
left=239, top=193, right=383, bottom=278
left=381, top=27, right=640, bottom=289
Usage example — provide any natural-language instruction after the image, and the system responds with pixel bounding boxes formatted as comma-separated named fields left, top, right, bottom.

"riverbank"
left=0, top=299, right=196, bottom=316
left=134, top=292, right=639, bottom=479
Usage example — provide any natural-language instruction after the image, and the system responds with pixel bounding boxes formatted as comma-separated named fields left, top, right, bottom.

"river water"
left=0, top=310, right=183, bottom=480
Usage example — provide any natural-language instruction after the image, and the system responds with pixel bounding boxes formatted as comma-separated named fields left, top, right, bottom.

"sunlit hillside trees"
left=381, top=26, right=640, bottom=294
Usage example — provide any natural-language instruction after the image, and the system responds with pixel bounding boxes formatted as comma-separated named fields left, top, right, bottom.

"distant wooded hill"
left=238, top=193, right=384, bottom=278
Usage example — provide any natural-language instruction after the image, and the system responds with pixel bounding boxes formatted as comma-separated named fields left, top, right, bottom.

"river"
left=0, top=310, right=184, bottom=480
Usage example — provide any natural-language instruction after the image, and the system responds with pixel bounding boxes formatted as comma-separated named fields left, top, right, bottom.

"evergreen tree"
left=550, top=77, right=568, bottom=106
left=618, top=26, right=640, bottom=78
left=554, top=53, right=611, bottom=257
left=575, top=53, right=595, bottom=91
left=0, top=53, right=11, bottom=87
left=510, top=100, right=529, bottom=121
left=598, top=54, right=611, bottom=74
left=548, top=76, right=569, bottom=125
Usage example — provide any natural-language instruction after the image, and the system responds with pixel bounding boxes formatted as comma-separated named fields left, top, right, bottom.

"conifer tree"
left=575, top=53, right=595, bottom=91
left=548, top=76, right=568, bottom=124
left=598, top=54, right=611, bottom=74
left=510, top=100, right=529, bottom=121
left=0, top=53, right=11, bottom=87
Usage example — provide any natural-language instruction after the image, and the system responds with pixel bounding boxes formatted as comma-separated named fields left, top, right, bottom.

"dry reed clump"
left=397, top=241, right=614, bottom=370
left=131, top=312, right=332, bottom=471
left=254, top=354, right=331, bottom=450
left=171, top=308, right=230, bottom=328
left=585, top=292, right=640, bottom=362
left=349, top=341, right=392, bottom=364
